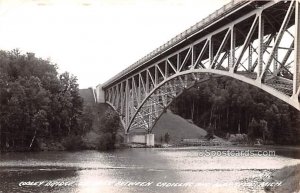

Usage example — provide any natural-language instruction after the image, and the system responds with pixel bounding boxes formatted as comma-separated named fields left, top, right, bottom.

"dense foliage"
left=170, top=77, right=300, bottom=145
left=96, top=110, right=120, bottom=150
left=0, top=49, right=84, bottom=151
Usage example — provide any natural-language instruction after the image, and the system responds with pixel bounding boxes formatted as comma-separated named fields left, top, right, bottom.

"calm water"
left=0, top=146, right=300, bottom=193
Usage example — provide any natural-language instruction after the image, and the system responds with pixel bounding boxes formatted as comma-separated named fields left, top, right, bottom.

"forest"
left=0, top=49, right=121, bottom=152
left=170, top=76, right=300, bottom=145
left=0, top=49, right=91, bottom=151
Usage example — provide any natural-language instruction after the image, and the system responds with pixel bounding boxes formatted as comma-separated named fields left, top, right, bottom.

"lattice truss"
left=105, top=0, right=300, bottom=133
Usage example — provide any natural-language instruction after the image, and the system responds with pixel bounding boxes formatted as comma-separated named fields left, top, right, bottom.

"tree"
left=247, top=118, right=257, bottom=142
left=100, top=110, right=120, bottom=134
left=164, top=132, right=170, bottom=144
left=96, top=110, right=121, bottom=150
left=0, top=49, right=85, bottom=151
left=205, top=124, right=215, bottom=140
left=259, top=120, right=268, bottom=142
left=77, top=105, right=94, bottom=135
left=30, top=110, right=48, bottom=149
left=171, top=75, right=300, bottom=145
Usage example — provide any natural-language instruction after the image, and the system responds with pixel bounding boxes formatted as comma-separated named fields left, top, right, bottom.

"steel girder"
left=104, top=0, right=300, bottom=133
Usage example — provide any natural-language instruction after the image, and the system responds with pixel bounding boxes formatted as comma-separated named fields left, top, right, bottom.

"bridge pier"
left=126, top=133, right=155, bottom=147
left=146, top=134, right=155, bottom=147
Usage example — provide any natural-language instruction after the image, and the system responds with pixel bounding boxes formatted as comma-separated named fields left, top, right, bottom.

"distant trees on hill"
left=170, top=76, right=300, bottom=145
left=0, top=49, right=84, bottom=151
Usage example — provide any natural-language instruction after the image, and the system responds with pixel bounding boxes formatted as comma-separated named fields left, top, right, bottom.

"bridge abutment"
left=95, top=84, right=105, bottom=103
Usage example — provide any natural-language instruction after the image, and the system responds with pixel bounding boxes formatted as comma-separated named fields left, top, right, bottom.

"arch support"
left=101, top=0, right=300, bottom=133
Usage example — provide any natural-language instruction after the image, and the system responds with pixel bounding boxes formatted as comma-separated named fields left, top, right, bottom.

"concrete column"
left=125, top=134, right=154, bottom=147
left=126, top=134, right=131, bottom=144
left=146, top=134, right=155, bottom=147
left=95, top=84, right=105, bottom=103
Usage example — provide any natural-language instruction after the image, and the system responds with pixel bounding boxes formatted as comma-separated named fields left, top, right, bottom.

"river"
left=0, top=146, right=300, bottom=193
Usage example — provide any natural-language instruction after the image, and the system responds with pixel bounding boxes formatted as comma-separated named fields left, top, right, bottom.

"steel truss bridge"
left=98, top=0, right=300, bottom=134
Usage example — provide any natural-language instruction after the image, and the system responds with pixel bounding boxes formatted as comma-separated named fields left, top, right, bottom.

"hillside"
left=79, top=88, right=110, bottom=129
left=79, top=88, right=96, bottom=106
left=152, top=110, right=208, bottom=144
left=78, top=87, right=219, bottom=146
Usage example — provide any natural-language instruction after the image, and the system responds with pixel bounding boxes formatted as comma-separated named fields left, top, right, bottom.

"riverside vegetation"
left=0, top=49, right=121, bottom=152
left=170, top=76, right=300, bottom=145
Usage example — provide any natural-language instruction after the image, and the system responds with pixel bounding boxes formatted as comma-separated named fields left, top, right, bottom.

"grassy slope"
left=79, top=88, right=112, bottom=147
left=82, top=103, right=115, bottom=147
left=152, top=110, right=207, bottom=144
left=79, top=88, right=95, bottom=106
left=79, top=88, right=216, bottom=145
left=84, top=108, right=210, bottom=146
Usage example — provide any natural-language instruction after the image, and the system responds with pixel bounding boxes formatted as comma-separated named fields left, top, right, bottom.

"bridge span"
left=96, top=0, right=300, bottom=141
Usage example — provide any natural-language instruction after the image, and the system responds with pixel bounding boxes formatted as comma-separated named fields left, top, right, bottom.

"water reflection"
left=0, top=147, right=299, bottom=193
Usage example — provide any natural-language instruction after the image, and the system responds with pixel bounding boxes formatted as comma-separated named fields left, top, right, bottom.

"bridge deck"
left=102, top=0, right=273, bottom=88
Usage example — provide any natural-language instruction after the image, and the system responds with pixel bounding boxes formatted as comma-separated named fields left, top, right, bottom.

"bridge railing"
left=102, top=0, right=246, bottom=88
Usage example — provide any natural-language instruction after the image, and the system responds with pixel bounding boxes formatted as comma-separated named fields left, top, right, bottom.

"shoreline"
left=2, top=144, right=300, bottom=153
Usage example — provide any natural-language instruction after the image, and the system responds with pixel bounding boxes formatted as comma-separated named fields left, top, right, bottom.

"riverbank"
left=0, top=138, right=66, bottom=152
left=2, top=136, right=300, bottom=153
left=264, top=164, right=300, bottom=193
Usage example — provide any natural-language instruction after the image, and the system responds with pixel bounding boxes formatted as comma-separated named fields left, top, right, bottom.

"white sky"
left=0, top=0, right=231, bottom=88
